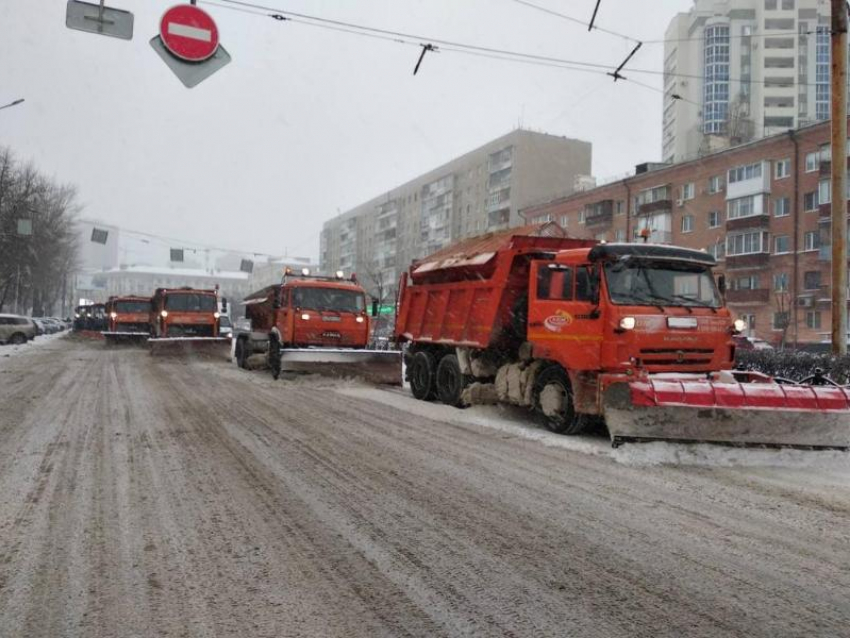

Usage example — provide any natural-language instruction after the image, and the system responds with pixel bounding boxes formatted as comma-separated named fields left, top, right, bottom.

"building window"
left=773, top=311, right=790, bottom=330
left=816, top=27, right=830, bottom=120
left=804, top=191, right=819, bottom=211
left=727, top=195, right=760, bottom=219
left=614, top=229, right=625, bottom=242
left=819, top=179, right=831, bottom=205
left=765, top=0, right=777, bottom=8
left=616, top=200, right=624, bottom=215
left=775, top=159, right=791, bottom=179
left=728, top=162, right=763, bottom=184
left=559, top=215, right=568, bottom=228
left=703, top=24, right=730, bottom=135
left=806, top=311, right=822, bottom=329
left=578, top=210, right=586, bottom=224
left=681, top=214, right=694, bottom=233
left=732, top=275, right=760, bottom=290
left=680, top=183, right=695, bottom=200
left=774, top=197, right=790, bottom=217
left=774, top=235, right=790, bottom=253
left=804, top=270, right=821, bottom=289
left=708, top=241, right=725, bottom=260
left=774, top=272, right=789, bottom=292
left=742, top=313, right=756, bottom=336
left=805, top=151, right=819, bottom=172
left=708, top=210, right=722, bottom=228
left=804, top=231, right=820, bottom=251
left=727, top=231, right=768, bottom=256
left=708, top=175, right=724, bottom=194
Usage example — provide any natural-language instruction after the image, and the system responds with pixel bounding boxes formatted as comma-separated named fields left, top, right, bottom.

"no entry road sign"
left=160, top=4, right=219, bottom=62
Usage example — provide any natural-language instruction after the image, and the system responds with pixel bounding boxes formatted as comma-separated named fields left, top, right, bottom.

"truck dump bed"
left=395, top=225, right=595, bottom=349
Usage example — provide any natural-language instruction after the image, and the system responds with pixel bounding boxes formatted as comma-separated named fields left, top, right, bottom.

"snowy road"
left=1, top=336, right=850, bottom=637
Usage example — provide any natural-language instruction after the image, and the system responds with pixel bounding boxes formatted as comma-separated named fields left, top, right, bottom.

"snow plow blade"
left=603, top=378, right=850, bottom=449
left=148, top=337, right=231, bottom=358
left=103, top=331, right=149, bottom=345
left=278, top=348, right=402, bottom=385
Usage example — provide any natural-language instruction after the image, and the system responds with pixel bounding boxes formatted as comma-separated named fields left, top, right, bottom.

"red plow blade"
left=603, top=378, right=850, bottom=449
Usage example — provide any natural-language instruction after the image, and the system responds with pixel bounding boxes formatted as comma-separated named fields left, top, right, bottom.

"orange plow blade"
left=603, top=376, right=850, bottom=449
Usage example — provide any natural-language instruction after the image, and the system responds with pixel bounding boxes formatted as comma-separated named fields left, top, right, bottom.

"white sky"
left=0, top=0, right=693, bottom=262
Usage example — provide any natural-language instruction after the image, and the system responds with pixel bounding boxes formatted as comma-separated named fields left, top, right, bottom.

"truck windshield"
left=164, top=294, right=217, bottom=312
left=114, top=300, right=151, bottom=314
left=604, top=260, right=721, bottom=308
left=293, top=287, right=365, bottom=313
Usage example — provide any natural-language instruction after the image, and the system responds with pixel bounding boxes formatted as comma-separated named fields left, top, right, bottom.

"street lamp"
left=0, top=98, right=24, bottom=112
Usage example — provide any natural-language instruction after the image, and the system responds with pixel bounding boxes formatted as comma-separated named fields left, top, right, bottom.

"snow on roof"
left=102, top=266, right=250, bottom=280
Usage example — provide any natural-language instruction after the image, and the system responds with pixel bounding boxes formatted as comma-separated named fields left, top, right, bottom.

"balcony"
left=637, top=200, right=672, bottom=216
left=726, top=214, right=770, bottom=231
left=725, top=252, right=770, bottom=269
left=585, top=200, right=614, bottom=227
left=726, top=288, right=771, bottom=304
left=819, top=157, right=850, bottom=176
left=818, top=201, right=850, bottom=223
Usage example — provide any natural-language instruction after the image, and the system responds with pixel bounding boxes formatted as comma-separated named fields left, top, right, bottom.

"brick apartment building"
left=523, top=120, right=849, bottom=348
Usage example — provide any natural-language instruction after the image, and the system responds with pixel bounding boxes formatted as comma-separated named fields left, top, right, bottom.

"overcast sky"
left=0, top=0, right=693, bottom=263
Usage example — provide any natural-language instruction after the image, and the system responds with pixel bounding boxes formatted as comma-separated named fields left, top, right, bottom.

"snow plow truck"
left=235, top=268, right=401, bottom=384
left=148, top=287, right=230, bottom=356
left=103, top=295, right=152, bottom=344
left=394, top=226, right=850, bottom=449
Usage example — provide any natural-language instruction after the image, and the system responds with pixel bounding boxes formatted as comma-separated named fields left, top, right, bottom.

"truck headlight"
left=301, top=313, right=310, bottom=320
left=109, top=312, right=117, bottom=319
left=160, top=310, right=168, bottom=318
left=619, top=316, right=636, bottom=330
left=356, top=316, right=365, bottom=323
left=733, top=318, right=746, bottom=333
left=214, top=312, right=220, bottom=319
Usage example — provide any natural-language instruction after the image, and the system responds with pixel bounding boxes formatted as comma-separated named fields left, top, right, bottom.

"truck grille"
left=168, top=324, right=214, bottom=337
left=638, top=348, right=714, bottom=366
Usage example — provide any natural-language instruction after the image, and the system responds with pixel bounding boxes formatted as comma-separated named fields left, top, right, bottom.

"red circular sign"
left=160, top=5, right=219, bottom=62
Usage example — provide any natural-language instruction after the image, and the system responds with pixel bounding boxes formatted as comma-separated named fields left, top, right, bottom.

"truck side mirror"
left=590, top=266, right=601, bottom=305
left=221, top=297, right=228, bottom=312
left=371, top=300, right=379, bottom=317
left=717, top=274, right=726, bottom=295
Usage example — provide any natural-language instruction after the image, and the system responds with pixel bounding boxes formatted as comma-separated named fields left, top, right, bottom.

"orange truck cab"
left=236, top=271, right=370, bottom=367
left=104, top=295, right=152, bottom=336
left=395, top=228, right=745, bottom=437
left=150, top=287, right=221, bottom=338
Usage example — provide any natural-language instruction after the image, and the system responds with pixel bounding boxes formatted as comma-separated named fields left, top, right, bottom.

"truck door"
left=528, top=261, right=602, bottom=371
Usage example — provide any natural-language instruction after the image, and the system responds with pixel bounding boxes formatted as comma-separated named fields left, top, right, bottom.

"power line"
left=202, top=0, right=830, bottom=89
left=507, top=0, right=637, bottom=43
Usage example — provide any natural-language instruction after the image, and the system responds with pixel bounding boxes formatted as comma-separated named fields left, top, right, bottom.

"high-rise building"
left=663, top=0, right=837, bottom=163
left=320, top=129, right=592, bottom=301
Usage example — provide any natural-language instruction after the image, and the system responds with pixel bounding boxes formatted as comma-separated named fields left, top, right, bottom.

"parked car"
left=733, top=335, right=774, bottom=351
left=0, top=314, right=37, bottom=345
left=31, top=318, right=46, bottom=337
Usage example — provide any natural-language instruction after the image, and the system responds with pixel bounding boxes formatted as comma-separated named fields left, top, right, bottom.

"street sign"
left=16, top=219, right=33, bottom=236
left=160, top=4, right=219, bottom=62
left=150, top=36, right=232, bottom=88
left=66, top=0, right=134, bottom=40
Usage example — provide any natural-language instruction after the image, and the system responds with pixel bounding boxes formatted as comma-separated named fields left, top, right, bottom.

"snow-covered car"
left=0, top=314, right=37, bottom=345
left=733, top=335, right=774, bottom=351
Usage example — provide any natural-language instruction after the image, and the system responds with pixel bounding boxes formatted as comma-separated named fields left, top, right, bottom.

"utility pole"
left=830, top=0, right=848, bottom=355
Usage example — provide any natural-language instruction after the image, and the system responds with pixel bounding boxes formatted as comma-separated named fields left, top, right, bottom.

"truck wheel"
left=235, top=338, right=248, bottom=369
left=409, top=351, right=437, bottom=401
left=533, top=366, right=587, bottom=435
left=436, top=354, right=467, bottom=407
left=269, top=336, right=282, bottom=380
left=9, top=333, right=26, bottom=345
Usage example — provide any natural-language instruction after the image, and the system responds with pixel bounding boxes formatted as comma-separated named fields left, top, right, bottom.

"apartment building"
left=663, top=0, right=835, bottom=163
left=524, top=119, right=846, bottom=347
left=320, top=129, right=592, bottom=301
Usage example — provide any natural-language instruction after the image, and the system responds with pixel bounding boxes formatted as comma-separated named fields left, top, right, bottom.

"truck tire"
left=533, top=365, right=587, bottom=435
left=436, top=354, right=467, bottom=407
left=269, top=335, right=282, bottom=380
left=409, top=351, right=437, bottom=401
left=235, top=337, right=248, bottom=369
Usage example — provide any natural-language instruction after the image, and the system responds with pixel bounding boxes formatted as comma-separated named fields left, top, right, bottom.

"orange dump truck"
left=395, top=227, right=850, bottom=448
left=149, top=287, right=230, bottom=355
left=103, top=295, right=152, bottom=343
left=236, top=269, right=401, bottom=384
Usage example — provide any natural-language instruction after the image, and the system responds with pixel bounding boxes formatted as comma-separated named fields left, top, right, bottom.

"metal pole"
left=831, top=0, right=848, bottom=355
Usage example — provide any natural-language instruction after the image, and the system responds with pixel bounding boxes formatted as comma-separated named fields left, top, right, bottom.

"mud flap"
left=603, top=381, right=850, bottom=449
left=148, top=337, right=232, bottom=359
left=277, top=349, right=402, bottom=385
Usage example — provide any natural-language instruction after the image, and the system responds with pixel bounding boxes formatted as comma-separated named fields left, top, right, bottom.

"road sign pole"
left=831, top=0, right=848, bottom=355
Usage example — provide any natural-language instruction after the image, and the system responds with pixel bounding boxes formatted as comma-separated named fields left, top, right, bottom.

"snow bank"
left=338, top=386, right=850, bottom=470
left=0, top=331, right=67, bottom=359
